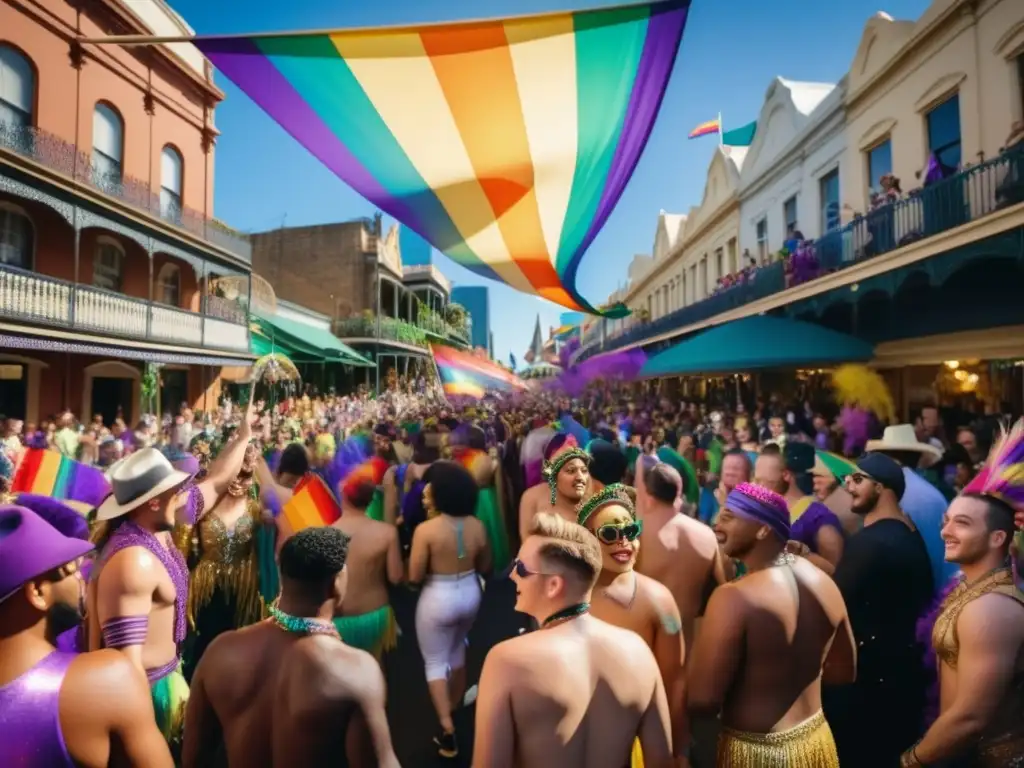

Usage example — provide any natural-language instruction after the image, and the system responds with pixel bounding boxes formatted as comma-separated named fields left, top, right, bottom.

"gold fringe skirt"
left=631, top=738, right=643, bottom=767
left=717, top=710, right=838, bottom=768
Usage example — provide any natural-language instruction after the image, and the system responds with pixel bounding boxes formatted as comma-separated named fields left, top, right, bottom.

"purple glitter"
left=99, top=521, right=188, bottom=645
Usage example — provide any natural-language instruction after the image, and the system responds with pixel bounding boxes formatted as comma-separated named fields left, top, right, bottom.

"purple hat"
left=724, top=482, right=791, bottom=541
left=0, top=506, right=95, bottom=603
left=14, top=494, right=90, bottom=542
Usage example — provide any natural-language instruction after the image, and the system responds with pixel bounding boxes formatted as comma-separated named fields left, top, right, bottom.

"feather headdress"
left=962, top=419, right=1024, bottom=516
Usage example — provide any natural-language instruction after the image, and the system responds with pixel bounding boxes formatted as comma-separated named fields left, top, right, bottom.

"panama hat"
left=95, top=447, right=190, bottom=522
left=865, top=424, right=943, bottom=460
left=0, top=506, right=94, bottom=603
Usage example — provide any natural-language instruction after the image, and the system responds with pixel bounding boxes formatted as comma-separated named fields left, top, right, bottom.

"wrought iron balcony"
left=0, top=122, right=252, bottom=262
left=0, top=263, right=249, bottom=353
left=579, top=145, right=1024, bottom=361
left=334, top=313, right=471, bottom=349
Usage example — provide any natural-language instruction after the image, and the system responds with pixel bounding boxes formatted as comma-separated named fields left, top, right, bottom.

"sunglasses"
left=595, top=520, right=643, bottom=544
left=510, top=558, right=555, bottom=579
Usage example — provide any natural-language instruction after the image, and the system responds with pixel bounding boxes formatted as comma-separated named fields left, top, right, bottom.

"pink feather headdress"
left=962, top=419, right=1024, bottom=517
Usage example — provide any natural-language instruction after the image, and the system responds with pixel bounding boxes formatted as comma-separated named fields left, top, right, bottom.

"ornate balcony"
left=335, top=311, right=470, bottom=350
left=580, top=145, right=1024, bottom=361
left=0, top=122, right=251, bottom=263
left=0, top=263, right=249, bottom=353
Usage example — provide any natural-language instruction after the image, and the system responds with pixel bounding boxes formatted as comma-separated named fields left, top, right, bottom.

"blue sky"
left=173, top=0, right=930, bottom=363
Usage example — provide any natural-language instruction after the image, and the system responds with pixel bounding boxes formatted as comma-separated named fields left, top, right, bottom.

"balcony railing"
left=0, top=263, right=249, bottom=353
left=580, top=145, right=1024, bottom=361
left=0, top=122, right=252, bottom=262
left=334, top=316, right=429, bottom=348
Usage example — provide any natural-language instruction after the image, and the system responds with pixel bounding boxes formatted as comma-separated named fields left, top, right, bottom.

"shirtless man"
left=518, top=435, right=587, bottom=544
left=182, top=527, right=399, bottom=768
left=0, top=506, right=172, bottom=768
left=331, top=468, right=403, bottom=662
left=635, top=462, right=726, bottom=657
left=474, top=512, right=672, bottom=768
left=578, top=483, right=687, bottom=766
left=89, top=397, right=254, bottom=748
left=688, top=483, right=856, bottom=767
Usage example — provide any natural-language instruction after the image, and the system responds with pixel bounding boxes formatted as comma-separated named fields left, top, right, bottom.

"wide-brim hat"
left=865, top=424, right=942, bottom=460
left=95, top=447, right=190, bottom=522
left=0, top=506, right=95, bottom=603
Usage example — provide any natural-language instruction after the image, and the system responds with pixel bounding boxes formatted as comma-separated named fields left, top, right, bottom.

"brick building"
left=0, top=0, right=253, bottom=425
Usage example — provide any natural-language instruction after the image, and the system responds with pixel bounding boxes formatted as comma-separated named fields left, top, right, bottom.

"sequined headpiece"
left=543, top=446, right=591, bottom=505
left=576, top=482, right=636, bottom=527
left=725, top=482, right=791, bottom=541
left=962, top=419, right=1024, bottom=515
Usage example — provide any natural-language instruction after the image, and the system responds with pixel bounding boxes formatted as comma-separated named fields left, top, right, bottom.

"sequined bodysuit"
left=0, top=651, right=76, bottom=767
left=179, top=500, right=264, bottom=681
left=932, top=567, right=1024, bottom=766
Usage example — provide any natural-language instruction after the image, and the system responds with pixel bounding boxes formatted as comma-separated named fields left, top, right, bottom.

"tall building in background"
left=451, top=285, right=490, bottom=352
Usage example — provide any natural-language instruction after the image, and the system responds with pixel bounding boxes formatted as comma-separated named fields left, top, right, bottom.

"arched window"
left=92, top=103, right=124, bottom=187
left=0, top=45, right=34, bottom=129
left=93, top=237, right=124, bottom=293
left=0, top=203, right=33, bottom=270
left=156, top=262, right=181, bottom=306
left=160, top=145, right=183, bottom=218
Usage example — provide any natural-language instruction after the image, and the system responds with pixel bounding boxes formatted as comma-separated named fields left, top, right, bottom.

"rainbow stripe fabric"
left=12, top=449, right=110, bottom=513
left=279, top=474, right=343, bottom=538
left=195, top=0, right=690, bottom=316
left=688, top=117, right=720, bottom=139
left=432, top=344, right=526, bottom=398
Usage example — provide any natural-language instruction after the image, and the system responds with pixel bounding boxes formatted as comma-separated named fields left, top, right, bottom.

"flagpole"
left=718, top=112, right=724, bottom=147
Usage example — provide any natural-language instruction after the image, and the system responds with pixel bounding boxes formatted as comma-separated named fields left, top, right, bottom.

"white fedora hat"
left=865, top=424, right=943, bottom=459
left=95, top=447, right=190, bottom=522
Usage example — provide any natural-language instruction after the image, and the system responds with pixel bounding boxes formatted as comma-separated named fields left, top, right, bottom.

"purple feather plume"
left=839, top=406, right=872, bottom=456
left=916, top=575, right=959, bottom=729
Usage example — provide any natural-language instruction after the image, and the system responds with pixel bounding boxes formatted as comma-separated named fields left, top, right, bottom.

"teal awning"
left=254, top=314, right=374, bottom=366
left=640, top=316, right=874, bottom=377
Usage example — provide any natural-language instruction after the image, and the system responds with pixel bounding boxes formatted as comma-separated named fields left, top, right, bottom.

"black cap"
left=856, top=452, right=906, bottom=501
left=784, top=442, right=816, bottom=474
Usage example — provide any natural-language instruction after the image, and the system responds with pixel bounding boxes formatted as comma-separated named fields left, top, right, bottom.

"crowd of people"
left=1, top=379, right=1023, bottom=767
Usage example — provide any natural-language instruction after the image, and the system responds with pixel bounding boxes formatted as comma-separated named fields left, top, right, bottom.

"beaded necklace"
left=268, top=605, right=341, bottom=639
left=542, top=602, right=590, bottom=629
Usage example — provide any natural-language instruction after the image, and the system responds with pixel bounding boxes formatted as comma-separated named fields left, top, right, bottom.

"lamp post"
left=373, top=212, right=382, bottom=395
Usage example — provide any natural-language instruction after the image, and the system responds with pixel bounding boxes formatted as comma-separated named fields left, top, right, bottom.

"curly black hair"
left=424, top=460, right=479, bottom=517
left=279, top=527, right=351, bottom=584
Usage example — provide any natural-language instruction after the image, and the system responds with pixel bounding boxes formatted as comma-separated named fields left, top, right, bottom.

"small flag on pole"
left=687, top=116, right=721, bottom=139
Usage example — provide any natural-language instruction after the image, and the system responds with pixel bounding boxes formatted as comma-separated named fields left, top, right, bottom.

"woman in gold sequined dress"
left=180, top=440, right=269, bottom=682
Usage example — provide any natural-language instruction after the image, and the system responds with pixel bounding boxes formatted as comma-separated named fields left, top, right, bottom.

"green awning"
left=640, top=316, right=874, bottom=377
left=254, top=314, right=374, bottom=366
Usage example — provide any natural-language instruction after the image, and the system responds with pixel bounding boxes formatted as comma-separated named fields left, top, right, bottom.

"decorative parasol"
left=816, top=450, right=857, bottom=480
left=252, top=353, right=301, bottom=385
left=211, top=273, right=278, bottom=315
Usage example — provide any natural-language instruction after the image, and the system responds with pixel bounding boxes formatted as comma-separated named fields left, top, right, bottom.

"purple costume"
left=789, top=498, right=844, bottom=553
left=0, top=651, right=76, bottom=766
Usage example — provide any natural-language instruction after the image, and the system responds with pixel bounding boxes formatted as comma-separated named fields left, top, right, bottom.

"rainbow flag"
left=194, top=1, right=690, bottom=316
left=279, top=474, right=343, bottom=538
left=432, top=344, right=526, bottom=399
left=11, top=449, right=110, bottom=513
left=688, top=117, right=720, bottom=139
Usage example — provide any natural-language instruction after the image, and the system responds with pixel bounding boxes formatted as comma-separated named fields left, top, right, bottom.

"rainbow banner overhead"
left=194, top=1, right=690, bottom=316
left=432, top=344, right=526, bottom=398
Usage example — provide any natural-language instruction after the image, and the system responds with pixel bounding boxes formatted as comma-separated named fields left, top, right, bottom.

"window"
left=715, top=247, right=724, bottom=281
left=92, top=103, right=124, bottom=187
left=699, top=256, right=708, bottom=298
left=926, top=94, right=962, bottom=172
left=1018, top=54, right=1024, bottom=120
left=160, top=145, right=183, bottom=218
left=0, top=204, right=33, bottom=269
left=819, top=169, right=840, bottom=233
left=727, top=237, right=737, bottom=273
left=783, top=196, right=798, bottom=235
left=689, top=264, right=696, bottom=303
left=0, top=45, right=34, bottom=129
left=156, top=263, right=181, bottom=306
left=755, top=218, right=768, bottom=263
left=866, top=139, right=893, bottom=198
left=93, top=239, right=124, bottom=292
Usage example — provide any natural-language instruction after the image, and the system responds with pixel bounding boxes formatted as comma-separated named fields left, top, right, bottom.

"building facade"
left=451, top=284, right=490, bottom=353
left=737, top=77, right=845, bottom=258
left=1, top=0, right=253, bottom=424
left=251, top=217, right=468, bottom=379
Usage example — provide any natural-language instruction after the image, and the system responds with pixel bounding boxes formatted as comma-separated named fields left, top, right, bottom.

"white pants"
left=416, top=570, right=482, bottom=681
